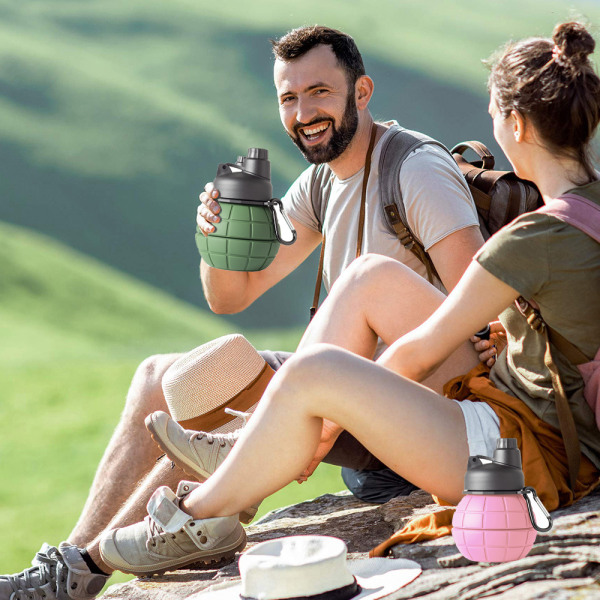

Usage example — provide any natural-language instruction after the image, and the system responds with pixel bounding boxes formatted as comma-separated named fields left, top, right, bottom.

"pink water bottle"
left=452, top=438, right=552, bottom=563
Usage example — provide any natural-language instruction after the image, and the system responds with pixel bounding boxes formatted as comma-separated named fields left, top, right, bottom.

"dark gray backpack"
left=310, top=125, right=447, bottom=285
left=309, top=126, right=542, bottom=288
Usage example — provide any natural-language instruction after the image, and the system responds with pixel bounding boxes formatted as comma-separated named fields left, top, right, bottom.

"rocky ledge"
left=102, top=486, right=600, bottom=600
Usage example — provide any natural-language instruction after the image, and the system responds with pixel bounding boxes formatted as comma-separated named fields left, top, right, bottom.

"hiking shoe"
left=145, top=409, right=260, bottom=523
left=0, top=543, right=108, bottom=600
left=99, top=481, right=246, bottom=576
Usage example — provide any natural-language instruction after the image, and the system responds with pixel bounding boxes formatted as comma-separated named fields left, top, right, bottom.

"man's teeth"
left=303, top=123, right=330, bottom=137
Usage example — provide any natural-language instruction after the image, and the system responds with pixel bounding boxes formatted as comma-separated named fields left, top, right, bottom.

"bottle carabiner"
left=520, top=487, right=553, bottom=532
left=269, top=199, right=297, bottom=245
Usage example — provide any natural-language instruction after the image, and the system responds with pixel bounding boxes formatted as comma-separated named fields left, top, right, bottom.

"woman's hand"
left=470, top=321, right=507, bottom=367
left=297, top=419, right=343, bottom=483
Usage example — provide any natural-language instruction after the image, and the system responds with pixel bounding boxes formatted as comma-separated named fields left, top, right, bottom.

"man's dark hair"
left=271, top=26, right=366, bottom=86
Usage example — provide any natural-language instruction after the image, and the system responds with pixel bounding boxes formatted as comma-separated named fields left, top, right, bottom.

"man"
left=1, top=25, right=488, bottom=598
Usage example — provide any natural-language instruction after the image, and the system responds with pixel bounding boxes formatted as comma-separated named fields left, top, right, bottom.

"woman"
left=99, top=21, right=600, bottom=575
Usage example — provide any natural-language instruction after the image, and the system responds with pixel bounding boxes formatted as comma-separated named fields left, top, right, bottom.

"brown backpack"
left=451, top=141, right=543, bottom=239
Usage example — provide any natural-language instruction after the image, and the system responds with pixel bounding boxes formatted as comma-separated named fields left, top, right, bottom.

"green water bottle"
left=196, top=148, right=296, bottom=271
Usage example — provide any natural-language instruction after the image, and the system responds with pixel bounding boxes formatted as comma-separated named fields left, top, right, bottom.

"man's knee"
left=128, top=353, right=182, bottom=413
left=343, top=254, right=409, bottom=290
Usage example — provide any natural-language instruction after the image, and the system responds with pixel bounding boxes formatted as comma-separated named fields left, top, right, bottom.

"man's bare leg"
left=85, top=458, right=184, bottom=572
left=68, top=353, right=182, bottom=546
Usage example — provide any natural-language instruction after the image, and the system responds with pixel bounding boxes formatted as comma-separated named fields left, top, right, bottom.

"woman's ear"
left=355, top=75, right=374, bottom=110
left=511, top=109, right=528, bottom=143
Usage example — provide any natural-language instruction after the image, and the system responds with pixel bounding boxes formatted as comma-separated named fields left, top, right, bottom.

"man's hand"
left=470, top=321, right=507, bottom=367
left=297, top=419, right=343, bottom=483
left=197, top=182, right=222, bottom=236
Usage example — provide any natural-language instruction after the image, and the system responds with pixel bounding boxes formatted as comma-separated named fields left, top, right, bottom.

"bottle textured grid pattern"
left=452, top=494, right=537, bottom=562
left=197, top=202, right=279, bottom=271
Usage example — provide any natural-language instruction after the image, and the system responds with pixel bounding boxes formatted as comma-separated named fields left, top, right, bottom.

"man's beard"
left=290, top=91, right=359, bottom=164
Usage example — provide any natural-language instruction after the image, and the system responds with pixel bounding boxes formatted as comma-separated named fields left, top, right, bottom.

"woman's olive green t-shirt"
left=475, top=181, right=600, bottom=470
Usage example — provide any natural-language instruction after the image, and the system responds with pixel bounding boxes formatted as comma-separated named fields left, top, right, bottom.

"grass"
left=0, top=220, right=344, bottom=582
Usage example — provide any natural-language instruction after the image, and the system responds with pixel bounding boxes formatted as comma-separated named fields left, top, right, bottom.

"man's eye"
left=281, top=96, right=295, bottom=104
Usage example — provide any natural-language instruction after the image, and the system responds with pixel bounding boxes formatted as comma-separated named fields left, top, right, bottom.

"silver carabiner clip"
left=269, top=199, right=297, bottom=245
left=520, top=487, right=553, bottom=532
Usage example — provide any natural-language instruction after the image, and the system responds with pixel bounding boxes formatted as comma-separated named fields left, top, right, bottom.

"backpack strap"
left=309, top=164, right=334, bottom=320
left=309, top=124, right=377, bottom=319
left=516, top=297, right=582, bottom=490
left=538, top=193, right=600, bottom=244
left=310, top=163, right=335, bottom=233
left=533, top=192, right=600, bottom=364
left=379, top=127, right=451, bottom=285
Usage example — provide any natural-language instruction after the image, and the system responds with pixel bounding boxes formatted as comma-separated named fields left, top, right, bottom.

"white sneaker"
left=145, top=409, right=260, bottom=523
left=99, top=481, right=246, bottom=576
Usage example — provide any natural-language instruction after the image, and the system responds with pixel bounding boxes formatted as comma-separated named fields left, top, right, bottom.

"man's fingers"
left=203, top=182, right=220, bottom=202
left=196, top=209, right=216, bottom=235
left=472, top=339, right=490, bottom=352
left=478, top=346, right=497, bottom=364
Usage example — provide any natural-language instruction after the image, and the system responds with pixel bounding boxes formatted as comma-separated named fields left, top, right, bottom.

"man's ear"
left=355, top=75, right=374, bottom=110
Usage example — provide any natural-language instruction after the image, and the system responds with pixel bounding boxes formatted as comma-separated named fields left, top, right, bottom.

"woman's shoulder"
left=490, top=210, right=565, bottom=246
left=567, top=179, right=600, bottom=206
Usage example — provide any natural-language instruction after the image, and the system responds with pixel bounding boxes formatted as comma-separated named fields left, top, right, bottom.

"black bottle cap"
left=247, top=148, right=268, bottom=160
left=464, top=438, right=524, bottom=493
left=497, top=438, right=518, bottom=449
left=213, top=148, right=272, bottom=201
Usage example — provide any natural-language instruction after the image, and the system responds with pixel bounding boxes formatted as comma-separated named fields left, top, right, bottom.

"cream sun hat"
left=162, top=334, right=275, bottom=434
left=193, top=536, right=421, bottom=600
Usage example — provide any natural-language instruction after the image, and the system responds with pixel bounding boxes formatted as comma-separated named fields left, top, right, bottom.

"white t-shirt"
left=282, top=121, right=479, bottom=293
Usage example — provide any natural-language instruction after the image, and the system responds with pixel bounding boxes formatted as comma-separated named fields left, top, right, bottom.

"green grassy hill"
left=0, top=220, right=341, bottom=580
left=1, top=0, right=598, bottom=328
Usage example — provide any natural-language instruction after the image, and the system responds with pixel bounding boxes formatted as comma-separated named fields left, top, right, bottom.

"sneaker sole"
left=145, top=413, right=258, bottom=524
left=100, top=528, right=247, bottom=576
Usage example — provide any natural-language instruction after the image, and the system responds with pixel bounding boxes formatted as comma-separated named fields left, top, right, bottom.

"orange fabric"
left=370, top=363, right=600, bottom=557
left=370, top=509, right=455, bottom=557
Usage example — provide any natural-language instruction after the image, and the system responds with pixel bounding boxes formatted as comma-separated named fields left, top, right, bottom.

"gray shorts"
left=453, top=399, right=501, bottom=458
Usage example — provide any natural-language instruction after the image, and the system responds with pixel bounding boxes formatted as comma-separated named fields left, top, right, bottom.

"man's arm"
left=201, top=217, right=321, bottom=314
left=427, top=225, right=484, bottom=292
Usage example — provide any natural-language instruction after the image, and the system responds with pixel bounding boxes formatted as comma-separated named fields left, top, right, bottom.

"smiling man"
left=1, top=26, right=486, bottom=597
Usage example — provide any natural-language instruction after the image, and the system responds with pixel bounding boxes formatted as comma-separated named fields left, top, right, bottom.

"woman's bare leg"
left=298, top=254, right=479, bottom=393
left=182, top=344, right=472, bottom=520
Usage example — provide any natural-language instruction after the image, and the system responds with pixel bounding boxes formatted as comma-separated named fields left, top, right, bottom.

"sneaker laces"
left=195, top=408, right=251, bottom=447
left=6, top=545, right=70, bottom=600
left=146, top=516, right=170, bottom=547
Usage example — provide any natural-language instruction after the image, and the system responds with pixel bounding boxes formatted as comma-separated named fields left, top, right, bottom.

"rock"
left=100, top=487, right=600, bottom=600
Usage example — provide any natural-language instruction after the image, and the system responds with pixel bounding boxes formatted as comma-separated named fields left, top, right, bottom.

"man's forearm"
left=200, top=261, right=252, bottom=314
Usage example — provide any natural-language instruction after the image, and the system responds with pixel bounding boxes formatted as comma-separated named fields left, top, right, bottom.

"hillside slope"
left=0, top=220, right=311, bottom=576
left=0, top=0, right=598, bottom=328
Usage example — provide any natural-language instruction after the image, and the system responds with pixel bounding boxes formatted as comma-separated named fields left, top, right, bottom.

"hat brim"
left=191, top=558, right=421, bottom=600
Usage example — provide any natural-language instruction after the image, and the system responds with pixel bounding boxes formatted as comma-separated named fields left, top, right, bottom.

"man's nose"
left=295, top=96, right=318, bottom=125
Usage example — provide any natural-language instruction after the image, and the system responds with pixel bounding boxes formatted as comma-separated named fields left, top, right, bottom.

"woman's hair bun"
left=552, top=21, right=595, bottom=67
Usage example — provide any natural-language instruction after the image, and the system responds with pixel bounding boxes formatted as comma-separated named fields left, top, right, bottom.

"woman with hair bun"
left=86, top=22, right=600, bottom=576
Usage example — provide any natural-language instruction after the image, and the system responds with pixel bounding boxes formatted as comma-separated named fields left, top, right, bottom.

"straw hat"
left=162, top=334, right=274, bottom=434
left=195, top=536, right=421, bottom=600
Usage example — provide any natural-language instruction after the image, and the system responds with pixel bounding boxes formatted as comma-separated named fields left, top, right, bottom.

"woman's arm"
left=378, top=261, right=520, bottom=380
